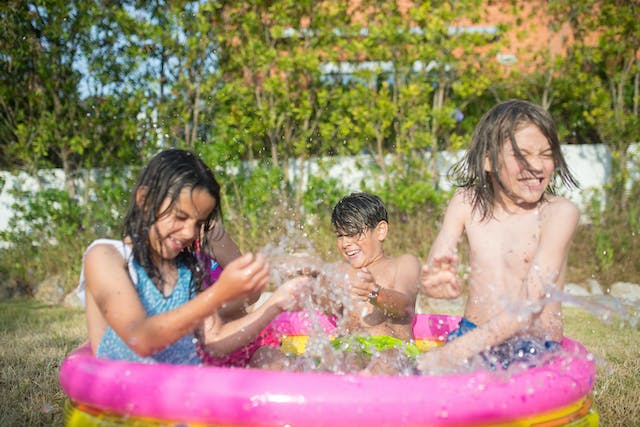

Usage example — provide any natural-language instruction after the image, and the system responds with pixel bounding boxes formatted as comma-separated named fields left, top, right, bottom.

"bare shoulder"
left=445, top=188, right=474, bottom=219
left=84, top=241, right=126, bottom=266
left=83, top=242, right=132, bottom=292
left=538, top=196, right=580, bottom=245
left=395, top=253, right=421, bottom=270
left=450, top=188, right=473, bottom=207
left=541, top=196, right=580, bottom=224
left=434, top=188, right=473, bottom=236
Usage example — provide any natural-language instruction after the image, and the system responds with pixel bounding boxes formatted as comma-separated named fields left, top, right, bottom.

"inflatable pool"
left=60, top=313, right=598, bottom=426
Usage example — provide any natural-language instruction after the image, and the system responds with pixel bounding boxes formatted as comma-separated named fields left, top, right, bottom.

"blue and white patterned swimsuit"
left=96, top=259, right=201, bottom=365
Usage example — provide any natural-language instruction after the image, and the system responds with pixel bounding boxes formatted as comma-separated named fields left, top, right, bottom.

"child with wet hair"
left=329, top=192, right=421, bottom=373
left=417, top=99, right=580, bottom=374
left=256, top=192, right=420, bottom=373
left=78, top=149, right=310, bottom=365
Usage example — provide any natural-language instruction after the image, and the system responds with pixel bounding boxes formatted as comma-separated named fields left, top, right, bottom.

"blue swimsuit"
left=97, top=260, right=201, bottom=365
left=447, top=317, right=560, bottom=370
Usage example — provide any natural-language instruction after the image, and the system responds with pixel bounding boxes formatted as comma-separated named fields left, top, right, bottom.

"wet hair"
left=123, top=149, right=221, bottom=292
left=448, top=99, right=578, bottom=220
left=331, top=192, right=388, bottom=236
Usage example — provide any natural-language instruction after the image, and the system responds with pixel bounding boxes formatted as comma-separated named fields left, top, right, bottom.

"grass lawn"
left=0, top=299, right=85, bottom=426
left=563, top=307, right=640, bottom=426
left=0, top=300, right=638, bottom=426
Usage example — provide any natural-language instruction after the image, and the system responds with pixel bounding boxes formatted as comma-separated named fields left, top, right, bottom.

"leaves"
left=1, top=0, right=638, bottom=236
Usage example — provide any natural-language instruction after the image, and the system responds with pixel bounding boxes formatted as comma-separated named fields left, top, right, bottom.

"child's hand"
left=350, top=268, right=378, bottom=303
left=268, top=253, right=322, bottom=283
left=215, top=253, right=270, bottom=302
left=270, top=275, right=312, bottom=312
left=420, top=255, right=461, bottom=299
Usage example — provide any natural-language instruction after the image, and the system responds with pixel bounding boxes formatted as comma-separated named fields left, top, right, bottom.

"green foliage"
left=0, top=168, right=133, bottom=246
left=0, top=185, right=87, bottom=287
left=300, top=168, right=345, bottom=217
left=1, top=0, right=640, bottom=292
left=373, top=153, right=447, bottom=216
left=216, top=162, right=287, bottom=247
left=81, top=168, right=134, bottom=237
left=2, top=0, right=637, bottom=173
left=586, top=189, right=618, bottom=273
left=0, top=169, right=134, bottom=289
left=542, top=0, right=640, bottom=208
left=582, top=181, right=640, bottom=282
left=1, top=188, right=83, bottom=244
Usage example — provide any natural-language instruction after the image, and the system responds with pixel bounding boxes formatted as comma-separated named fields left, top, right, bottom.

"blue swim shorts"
left=446, top=318, right=560, bottom=370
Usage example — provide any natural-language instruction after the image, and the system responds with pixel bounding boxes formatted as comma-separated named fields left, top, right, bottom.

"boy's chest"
left=348, top=260, right=396, bottom=289
left=466, top=214, right=541, bottom=272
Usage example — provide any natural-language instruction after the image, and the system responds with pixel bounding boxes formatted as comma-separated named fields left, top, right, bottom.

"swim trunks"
left=446, top=317, right=560, bottom=370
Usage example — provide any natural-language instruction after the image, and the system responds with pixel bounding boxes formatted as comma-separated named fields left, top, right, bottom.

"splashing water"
left=258, top=231, right=638, bottom=378
left=259, top=232, right=420, bottom=375
left=547, top=286, right=639, bottom=329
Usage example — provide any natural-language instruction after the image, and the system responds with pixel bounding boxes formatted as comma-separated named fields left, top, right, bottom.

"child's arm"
left=205, top=223, right=243, bottom=267
left=350, top=254, right=419, bottom=320
left=85, top=247, right=269, bottom=357
left=420, top=191, right=468, bottom=299
left=204, top=225, right=261, bottom=319
left=199, top=276, right=311, bottom=356
left=417, top=198, right=580, bottom=374
left=523, top=198, right=580, bottom=340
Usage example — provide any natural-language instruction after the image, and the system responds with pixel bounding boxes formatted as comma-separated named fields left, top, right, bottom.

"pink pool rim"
left=59, top=312, right=597, bottom=426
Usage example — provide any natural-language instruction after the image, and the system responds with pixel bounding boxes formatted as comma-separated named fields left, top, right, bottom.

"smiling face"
left=488, top=124, right=555, bottom=211
left=148, top=186, right=216, bottom=261
left=336, top=221, right=387, bottom=269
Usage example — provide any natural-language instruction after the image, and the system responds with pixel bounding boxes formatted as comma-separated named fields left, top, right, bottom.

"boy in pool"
left=416, top=99, right=580, bottom=374
left=329, top=192, right=421, bottom=373
left=253, top=192, right=420, bottom=373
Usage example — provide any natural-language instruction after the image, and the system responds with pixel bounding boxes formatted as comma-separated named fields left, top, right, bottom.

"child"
left=79, top=148, right=309, bottom=365
left=330, top=192, right=420, bottom=372
left=417, top=99, right=580, bottom=374
left=254, top=193, right=420, bottom=373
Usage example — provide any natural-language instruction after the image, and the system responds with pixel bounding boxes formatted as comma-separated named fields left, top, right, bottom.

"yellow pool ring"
left=65, top=397, right=598, bottom=427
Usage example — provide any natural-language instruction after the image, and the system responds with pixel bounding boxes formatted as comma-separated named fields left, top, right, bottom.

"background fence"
left=1, top=143, right=638, bottom=233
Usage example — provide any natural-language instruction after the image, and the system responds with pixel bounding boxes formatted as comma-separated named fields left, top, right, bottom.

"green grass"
left=563, top=307, right=640, bottom=426
left=0, top=300, right=638, bottom=426
left=0, top=299, right=85, bottom=426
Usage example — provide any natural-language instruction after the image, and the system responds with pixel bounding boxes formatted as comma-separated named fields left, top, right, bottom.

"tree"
left=548, top=0, right=639, bottom=209
left=207, top=0, right=349, bottom=224
left=0, top=1, right=144, bottom=194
